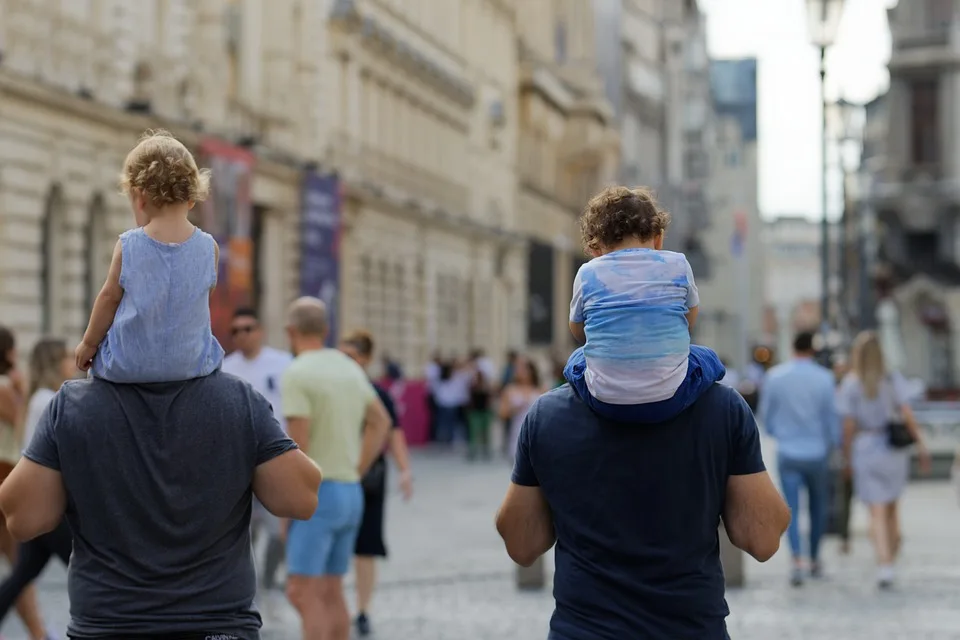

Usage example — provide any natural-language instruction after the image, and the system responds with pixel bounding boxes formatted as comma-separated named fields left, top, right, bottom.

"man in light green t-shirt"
left=280, top=297, right=391, bottom=640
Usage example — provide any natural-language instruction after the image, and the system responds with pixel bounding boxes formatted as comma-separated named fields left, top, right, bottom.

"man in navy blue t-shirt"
left=496, top=383, right=790, bottom=640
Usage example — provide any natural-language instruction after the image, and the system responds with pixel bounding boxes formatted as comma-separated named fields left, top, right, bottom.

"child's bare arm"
left=77, top=241, right=124, bottom=368
left=686, top=306, right=699, bottom=333
left=569, top=321, right=586, bottom=345
left=210, top=240, right=220, bottom=299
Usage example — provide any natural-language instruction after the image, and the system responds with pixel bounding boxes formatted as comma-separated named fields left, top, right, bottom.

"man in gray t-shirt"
left=0, top=370, right=322, bottom=639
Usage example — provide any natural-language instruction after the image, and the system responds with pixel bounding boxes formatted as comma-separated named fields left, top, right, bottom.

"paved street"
left=2, top=444, right=960, bottom=639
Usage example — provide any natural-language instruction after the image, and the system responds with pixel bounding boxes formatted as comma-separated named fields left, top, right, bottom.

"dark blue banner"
left=301, top=172, right=342, bottom=346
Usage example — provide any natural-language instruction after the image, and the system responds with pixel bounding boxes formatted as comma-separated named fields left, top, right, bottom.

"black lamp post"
left=806, top=0, right=845, bottom=363
left=834, top=96, right=864, bottom=340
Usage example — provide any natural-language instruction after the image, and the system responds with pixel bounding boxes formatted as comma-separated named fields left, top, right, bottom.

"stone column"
left=515, top=557, right=546, bottom=591
left=719, top=523, right=744, bottom=588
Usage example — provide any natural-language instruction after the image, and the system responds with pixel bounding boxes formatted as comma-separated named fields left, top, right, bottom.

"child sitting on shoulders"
left=75, top=130, right=224, bottom=383
left=565, top=185, right=725, bottom=423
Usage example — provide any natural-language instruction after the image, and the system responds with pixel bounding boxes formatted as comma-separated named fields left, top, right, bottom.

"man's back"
left=513, top=384, right=764, bottom=640
left=759, top=358, right=838, bottom=461
left=24, top=371, right=295, bottom=638
left=280, top=348, right=375, bottom=482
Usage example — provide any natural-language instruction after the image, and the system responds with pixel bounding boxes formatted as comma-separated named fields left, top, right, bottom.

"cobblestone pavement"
left=3, top=443, right=960, bottom=640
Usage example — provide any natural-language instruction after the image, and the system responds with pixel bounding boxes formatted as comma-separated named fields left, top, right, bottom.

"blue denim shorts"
left=286, top=481, right=364, bottom=577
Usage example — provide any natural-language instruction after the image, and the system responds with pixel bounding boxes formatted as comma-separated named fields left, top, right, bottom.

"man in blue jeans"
left=759, top=330, right=840, bottom=586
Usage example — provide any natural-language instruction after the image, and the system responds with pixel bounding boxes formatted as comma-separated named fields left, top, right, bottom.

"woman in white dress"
left=498, top=357, right=544, bottom=461
left=837, top=331, right=930, bottom=588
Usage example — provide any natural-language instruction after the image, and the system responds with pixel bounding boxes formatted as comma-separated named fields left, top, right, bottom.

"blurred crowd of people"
left=422, top=349, right=554, bottom=461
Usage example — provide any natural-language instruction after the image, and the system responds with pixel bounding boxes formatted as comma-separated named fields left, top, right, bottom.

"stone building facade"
left=514, top=0, right=620, bottom=362
left=322, top=0, right=523, bottom=373
left=867, top=0, right=960, bottom=389
left=0, top=0, right=319, bottom=353
left=0, top=0, right=620, bottom=375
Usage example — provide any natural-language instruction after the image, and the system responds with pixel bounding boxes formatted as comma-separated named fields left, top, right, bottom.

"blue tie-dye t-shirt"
left=569, top=249, right=699, bottom=404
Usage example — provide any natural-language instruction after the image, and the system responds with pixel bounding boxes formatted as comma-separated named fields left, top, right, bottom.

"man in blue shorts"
left=280, top=298, right=391, bottom=640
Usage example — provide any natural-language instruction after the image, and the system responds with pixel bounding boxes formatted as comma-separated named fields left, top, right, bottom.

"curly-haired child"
left=565, top=185, right=725, bottom=423
left=75, top=130, right=224, bottom=383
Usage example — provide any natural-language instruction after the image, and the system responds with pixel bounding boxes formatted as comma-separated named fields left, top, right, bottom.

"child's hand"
left=75, top=341, right=98, bottom=372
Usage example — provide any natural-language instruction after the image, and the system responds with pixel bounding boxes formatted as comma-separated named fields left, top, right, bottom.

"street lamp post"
left=834, top=96, right=864, bottom=338
left=806, top=0, right=845, bottom=363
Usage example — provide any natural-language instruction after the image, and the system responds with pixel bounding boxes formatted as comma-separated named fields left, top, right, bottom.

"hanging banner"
left=300, top=172, right=342, bottom=346
left=196, top=138, right=255, bottom=352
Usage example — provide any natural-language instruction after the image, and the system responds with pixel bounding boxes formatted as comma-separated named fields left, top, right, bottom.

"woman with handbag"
left=837, top=331, right=931, bottom=589
left=340, top=331, right=413, bottom=638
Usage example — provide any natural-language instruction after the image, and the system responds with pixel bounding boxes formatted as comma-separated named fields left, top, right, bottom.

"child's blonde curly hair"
left=120, top=130, right=211, bottom=207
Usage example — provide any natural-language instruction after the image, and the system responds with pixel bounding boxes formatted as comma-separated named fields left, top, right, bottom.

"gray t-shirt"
left=24, top=370, right=297, bottom=639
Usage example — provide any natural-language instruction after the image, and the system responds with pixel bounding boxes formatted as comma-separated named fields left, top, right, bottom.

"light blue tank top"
left=91, top=227, right=224, bottom=383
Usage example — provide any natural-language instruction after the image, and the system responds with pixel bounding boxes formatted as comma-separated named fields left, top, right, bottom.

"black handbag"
left=885, top=376, right=916, bottom=449
left=361, top=456, right=386, bottom=495
left=887, top=420, right=916, bottom=449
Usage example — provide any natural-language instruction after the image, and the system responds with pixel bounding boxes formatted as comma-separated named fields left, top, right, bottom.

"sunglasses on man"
left=231, top=325, right=258, bottom=336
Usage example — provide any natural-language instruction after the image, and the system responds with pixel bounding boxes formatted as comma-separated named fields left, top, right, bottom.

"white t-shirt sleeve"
left=570, top=264, right=586, bottom=323
left=684, top=258, right=700, bottom=309
left=24, top=388, right=57, bottom=449
left=221, top=352, right=240, bottom=376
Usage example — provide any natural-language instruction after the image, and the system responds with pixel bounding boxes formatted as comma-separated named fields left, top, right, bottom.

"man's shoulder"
left=221, top=351, right=243, bottom=369
left=688, top=383, right=749, bottom=416
left=261, top=347, right=294, bottom=365
left=526, top=385, right=590, bottom=430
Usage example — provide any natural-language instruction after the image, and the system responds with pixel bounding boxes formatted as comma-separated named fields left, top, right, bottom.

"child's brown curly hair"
left=578, top=186, right=671, bottom=254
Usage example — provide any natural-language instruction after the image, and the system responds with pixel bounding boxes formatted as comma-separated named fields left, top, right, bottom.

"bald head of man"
left=285, top=297, right=329, bottom=354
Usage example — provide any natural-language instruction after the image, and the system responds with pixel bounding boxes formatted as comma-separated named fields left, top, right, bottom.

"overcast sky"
left=700, top=0, right=896, bottom=221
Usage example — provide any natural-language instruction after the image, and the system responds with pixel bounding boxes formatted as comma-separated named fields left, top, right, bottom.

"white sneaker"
left=877, top=564, right=895, bottom=589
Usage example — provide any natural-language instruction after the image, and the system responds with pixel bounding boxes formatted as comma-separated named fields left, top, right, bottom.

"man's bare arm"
left=0, top=459, right=66, bottom=541
left=252, top=449, right=321, bottom=520
left=722, top=471, right=790, bottom=562
left=495, top=483, right=556, bottom=567
left=358, top=397, right=391, bottom=477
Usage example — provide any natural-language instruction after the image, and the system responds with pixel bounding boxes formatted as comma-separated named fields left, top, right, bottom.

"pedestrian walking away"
left=498, top=357, right=543, bottom=462
left=837, top=331, right=931, bottom=589
left=221, top=307, right=294, bottom=594
left=0, top=327, right=51, bottom=639
left=281, top=299, right=392, bottom=640
left=759, top=331, right=840, bottom=586
left=340, top=330, right=414, bottom=638
left=0, top=339, right=77, bottom=637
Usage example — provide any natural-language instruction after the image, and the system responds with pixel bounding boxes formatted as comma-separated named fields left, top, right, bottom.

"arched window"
left=40, top=185, right=65, bottom=335
left=85, top=194, right=107, bottom=316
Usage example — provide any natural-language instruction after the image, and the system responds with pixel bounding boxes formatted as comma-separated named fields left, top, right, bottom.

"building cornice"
left=330, top=2, right=476, bottom=108
left=341, top=176, right=520, bottom=246
left=0, top=70, right=304, bottom=185
left=519, top=63, right=574, bottom=114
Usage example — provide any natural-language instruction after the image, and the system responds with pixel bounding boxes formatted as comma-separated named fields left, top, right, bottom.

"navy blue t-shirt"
left=512, top=383, right=765, bottom=640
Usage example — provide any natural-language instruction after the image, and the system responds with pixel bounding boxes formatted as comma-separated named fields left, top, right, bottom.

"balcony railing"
left=330, top=130, right=469, bottom=217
